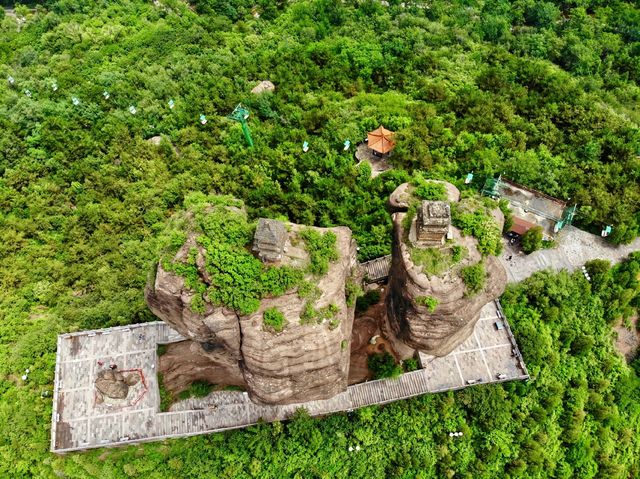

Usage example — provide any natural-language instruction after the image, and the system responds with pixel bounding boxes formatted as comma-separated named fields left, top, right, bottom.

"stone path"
left=51, top=301, right=526, bottom=453
left=499, top=225, right=640, bottom=283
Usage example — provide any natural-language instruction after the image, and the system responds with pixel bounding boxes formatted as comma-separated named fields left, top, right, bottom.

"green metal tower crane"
left=481, top=175, right=502, bottom=199
left=227, top=104, right=254, bottom=147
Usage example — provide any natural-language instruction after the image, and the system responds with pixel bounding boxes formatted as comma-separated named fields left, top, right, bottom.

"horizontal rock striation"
left=385, top=183, right=507, bottom=357
left=147, top=223, right=360, bottom=405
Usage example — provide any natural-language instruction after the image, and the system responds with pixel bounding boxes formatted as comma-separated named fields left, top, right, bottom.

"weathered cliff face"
left=385, top=184, right=507, bottom=357
left=146, top=224, right=360, bottom=405
left=239, top=225, right=358, bottom=404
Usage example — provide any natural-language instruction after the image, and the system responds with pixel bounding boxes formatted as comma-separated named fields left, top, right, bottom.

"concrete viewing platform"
left=51, top=301, right=528, bottom=453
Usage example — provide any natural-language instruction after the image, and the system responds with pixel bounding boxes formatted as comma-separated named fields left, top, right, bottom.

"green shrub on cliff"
left=461, top=262, right=486, bottom=295
left=416, top=295, right=439, bottom=312
left=300, top=228, right=339, bottom=276
left=263, top=307, right=286, bottom=333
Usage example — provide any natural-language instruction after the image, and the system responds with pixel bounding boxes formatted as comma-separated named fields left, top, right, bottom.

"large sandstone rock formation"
left=147, top=212, right=360, bottom=405
left=385, top=183, right=507, bottom=357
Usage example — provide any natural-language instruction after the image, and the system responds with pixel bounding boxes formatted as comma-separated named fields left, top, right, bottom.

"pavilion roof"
left=367, top=126, right=396, bottom=154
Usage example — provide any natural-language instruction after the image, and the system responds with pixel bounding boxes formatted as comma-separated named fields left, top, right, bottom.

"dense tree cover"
left=1, top=0, right=640, bottom=476
left=6, top=267, right=639, bottom=478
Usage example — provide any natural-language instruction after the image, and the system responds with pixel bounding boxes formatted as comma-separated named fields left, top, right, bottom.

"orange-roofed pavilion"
left=367, top=126, right=396, bottom=155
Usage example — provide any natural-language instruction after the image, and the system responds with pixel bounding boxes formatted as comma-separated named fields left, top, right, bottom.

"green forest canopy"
left=1, top=0, right=640, bottom=477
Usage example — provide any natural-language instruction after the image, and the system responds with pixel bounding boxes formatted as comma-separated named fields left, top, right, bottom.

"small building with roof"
left=253, top=218, right=287, bottom=262
left=367, top=126, right=396, bottom=157
left=416, top=201, right=451, bottom=246
left=482, top=176, right=576, bottom=240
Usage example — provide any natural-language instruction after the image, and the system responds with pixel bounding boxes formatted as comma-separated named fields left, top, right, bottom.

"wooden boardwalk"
left=51, top=301, right=528, bottom=453
left=361, top=255, right=392, bottom=283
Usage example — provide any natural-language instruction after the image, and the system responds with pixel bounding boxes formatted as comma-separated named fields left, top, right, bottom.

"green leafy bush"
left=403, top=358, right=419, bottom=372
left=461, top=262, right=486, bottom=295
left=189, top=294, right=206, bottom=313
left=412, top=176, right=447, bottom=201
left=498, top=199, right=513, bottom=233
left=415, top=295, right=439, bottom=312
left=452, top=200, right=503, bottom=256
left=368, top=352, right=403, bottom=379
left=521, top=226, right=544, bottom=254
left=356, top=289, right=381, bottom=312
left=263, top=307, right=286, bottom=333
left=299, top=228, right=339, bottom=276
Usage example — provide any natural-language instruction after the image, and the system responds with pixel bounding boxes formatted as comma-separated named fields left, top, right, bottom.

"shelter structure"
left=416, top=201, right=451, bottom=246
left=482, top=176, right=576, bottom=240
left=367, top=126, right=396, bottom=157
left=252, top=218, right=287, bottom=263
left=510, top=217, right=536, bottom=236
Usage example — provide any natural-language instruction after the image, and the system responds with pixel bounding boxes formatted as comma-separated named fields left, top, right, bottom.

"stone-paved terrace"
left=51, top=301, right=527, bottom=453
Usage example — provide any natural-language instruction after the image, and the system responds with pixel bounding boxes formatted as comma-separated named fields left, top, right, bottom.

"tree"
left=521, top=226, right=543, bottom=254
left=368, top=352, right=403, bottom=379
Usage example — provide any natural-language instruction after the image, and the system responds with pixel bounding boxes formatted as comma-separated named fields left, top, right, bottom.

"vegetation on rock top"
left=1, top=0, right=640, bottom=476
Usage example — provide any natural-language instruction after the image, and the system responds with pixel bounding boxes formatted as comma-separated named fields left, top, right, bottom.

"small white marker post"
left=168, top=99, right=175, bottom=109
left=129, top=105, right=137, bottom=115
left=7, top=75, right=15, bottom=85
left=72, top=96, right=80, bottom=106
left=103, top=91, right=110, bottom=100
left=302, top=141, right=309, bottom=153
left=200, top=114, right=207, bottom=125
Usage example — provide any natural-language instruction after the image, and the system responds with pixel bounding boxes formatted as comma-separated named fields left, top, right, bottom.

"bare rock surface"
left=95, top=370, right=130, bottom=399
left=159, top=341, right=245, bottom=394
left=148, top=221, right=360, bottom=405
left=389, top=181, right=460, bottom=211
left=385, top=184, right=507, bottom=357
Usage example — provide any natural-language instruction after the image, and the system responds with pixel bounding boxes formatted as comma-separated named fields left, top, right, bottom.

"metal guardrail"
left=495, top=299, right=530, bottom=379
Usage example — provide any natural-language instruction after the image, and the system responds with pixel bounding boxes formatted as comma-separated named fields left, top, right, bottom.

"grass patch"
left=300, top=303, right=339, bottom=325
left=345, top=279, right=363, bottom=307
left=410, top=247, right=453, bottom=277
left=177, top=380, right=215, bottom=401
left=158, top=373, right=172, bottom=412
left=157, top=344, right=168, bottom=357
